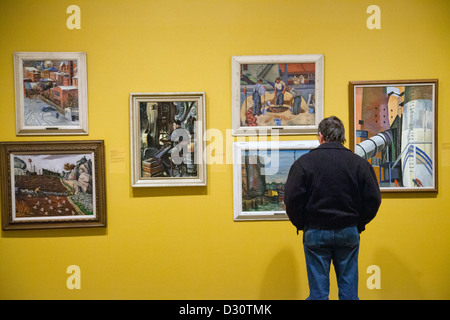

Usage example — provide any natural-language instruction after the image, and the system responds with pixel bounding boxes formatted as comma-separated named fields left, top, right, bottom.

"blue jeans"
left=303, top=226, right=360, bottom=300
left=276, top=92, right=284, bottom=105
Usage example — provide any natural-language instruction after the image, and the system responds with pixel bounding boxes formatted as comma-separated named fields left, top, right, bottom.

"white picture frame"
left=231, top=54, right=324, bottom=136
left=13, top=52, right=89, bottom=135
left=233, top=140, right=319, bottom=221
left=130, top=92, right=207, bottom=187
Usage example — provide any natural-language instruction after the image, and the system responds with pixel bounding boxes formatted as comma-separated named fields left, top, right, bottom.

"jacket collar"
left=313, top=141, right=351, bottom=152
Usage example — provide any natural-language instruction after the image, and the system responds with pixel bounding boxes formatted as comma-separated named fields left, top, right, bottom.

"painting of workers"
left=350, top=80, right=437, bottom=192
left=14, top=52, right=88, bottom=135
left=232, top=55, right=324, bottom=135
left=130, top=92, right=206, bottom=187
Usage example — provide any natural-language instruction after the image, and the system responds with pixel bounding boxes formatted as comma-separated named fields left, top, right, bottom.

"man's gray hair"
left=318, top=116, right=346, bottom=144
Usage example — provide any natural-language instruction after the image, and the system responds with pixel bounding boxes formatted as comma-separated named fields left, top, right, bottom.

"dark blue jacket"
left=284, top=142, right=381, bottom=233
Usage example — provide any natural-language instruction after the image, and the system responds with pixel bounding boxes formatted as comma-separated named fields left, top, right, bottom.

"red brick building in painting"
left=50, top=85, right=78, bottom=108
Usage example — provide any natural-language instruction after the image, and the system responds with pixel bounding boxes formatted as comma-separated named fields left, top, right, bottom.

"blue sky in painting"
left=13, top=153, right=92, bottom=173
left=244, top=149, right=310, bottom=183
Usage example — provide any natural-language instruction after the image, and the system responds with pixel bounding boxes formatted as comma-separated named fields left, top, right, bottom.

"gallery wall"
left=1, top=0, right=449, bottom=299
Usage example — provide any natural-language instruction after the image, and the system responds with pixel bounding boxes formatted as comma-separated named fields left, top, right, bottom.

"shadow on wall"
left=372, top=248, right=423, bottom=300
left=260, top=246, right=302, bottom=299
left=259, top=246, right=425, bottom=300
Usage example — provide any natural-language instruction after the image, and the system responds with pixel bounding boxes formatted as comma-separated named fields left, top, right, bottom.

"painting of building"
left=353, top=82, right=436, bottom=190
left=241, top=148, right=309, bottom=213
left=20, top=59, right=80, bottom=127
left=50, top=85, right=78, bottom=108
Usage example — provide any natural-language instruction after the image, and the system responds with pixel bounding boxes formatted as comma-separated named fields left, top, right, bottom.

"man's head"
left=318, top=116, right=346, bottom=144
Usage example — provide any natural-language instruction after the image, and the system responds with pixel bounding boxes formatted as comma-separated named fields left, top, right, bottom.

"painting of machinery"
left=139, top=100, right=198, bottom=178
left=352, top=80, right=437, bottom=191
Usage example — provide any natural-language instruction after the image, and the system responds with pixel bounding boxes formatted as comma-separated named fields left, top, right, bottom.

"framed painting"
left=349, top=79, right=438, bottom=192
left=231, top=54, right=324, bottom=136
left=13, top=52, right=88, bottom=135
left=130, top=92, right=207, bottom=187
left=233, top=140, right=319, bottom=221
left=0, top=140, right=106, bottom=230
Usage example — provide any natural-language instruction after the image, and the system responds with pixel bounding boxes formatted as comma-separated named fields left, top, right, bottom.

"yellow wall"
left=1, top=0, right=449, bottom=300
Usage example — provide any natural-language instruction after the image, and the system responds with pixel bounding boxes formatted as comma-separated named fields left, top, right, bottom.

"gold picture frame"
left=0, top=140, right=106, bottom=230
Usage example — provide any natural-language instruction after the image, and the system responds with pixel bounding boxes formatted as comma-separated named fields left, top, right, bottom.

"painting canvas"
left=349, top=79, right=438, bottom=192
left=0, top=141, right=106, bottom=230
left=130, top=92, right=206, bottom=187
left=233, top=140, right=319, bottom=220
left=232, top=55, right=324, bottom=136
left=14, top=52, right=88, bottom=135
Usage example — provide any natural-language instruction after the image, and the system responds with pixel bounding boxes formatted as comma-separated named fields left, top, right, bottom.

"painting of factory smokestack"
left=233, top=140, right=319, bottom=220
left=349, top=80, right=437, bottom=192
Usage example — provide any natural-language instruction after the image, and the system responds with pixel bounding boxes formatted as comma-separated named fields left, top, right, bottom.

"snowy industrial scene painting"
left=21, top=59, right=79, bottom=127
left=351, top=80, right=437, bottom=192
left=14, top=52, right=88, bottom=135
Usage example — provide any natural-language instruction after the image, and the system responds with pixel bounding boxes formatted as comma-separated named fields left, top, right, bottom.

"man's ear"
left=318, top=132, right=325, bottom=144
